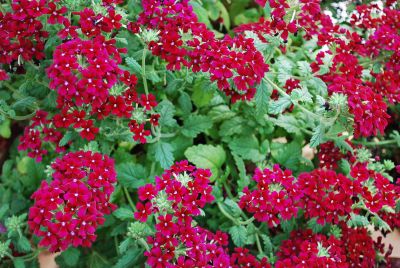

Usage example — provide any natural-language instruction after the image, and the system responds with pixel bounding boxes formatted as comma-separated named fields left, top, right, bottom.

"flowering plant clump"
left=0, top=0, right=399, bottom=267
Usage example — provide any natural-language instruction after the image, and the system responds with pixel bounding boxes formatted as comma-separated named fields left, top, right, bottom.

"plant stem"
left=255, top=233, right=265, bottom=256
left=123, top=187, right=137, bottom=212
left=141, top=48, right=149, bottom=95
left=217, top=202, right=254, bottom=225
left=352, top=139, right=397, bottom=147
left=138, top=238, right=150, bottom=251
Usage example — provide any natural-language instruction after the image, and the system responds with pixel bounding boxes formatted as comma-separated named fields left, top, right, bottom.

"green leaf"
left=125, top=57, right=142, bottom=74
left=0, top=118, right=11, bottom=138
left=192, top=79, right=215, bottom=108
left=268, top=96, right=292, bottom=115
left=219, top=117, right=245, bottom=137
left=310, top=125, right=325, bottom=148
left=113, top=208, right=134, bottom=221
left=178, top=92, right=192, bottom=114
left=11, top=97, right=37, bottom=111
left=59, top=131, right=79, bottom=147
left=233, top=154, right=249, bottom=192
left=272, top=115, right=300, bottom=134
left=59, top=247, right=80, bottom=267
left=261, top=234, right=273, bottom=255
left=154, top=142, right=174, bottom=169
left=182, top=115, right=213, bottom=138
left=15, top=236, right=31, bottom=253
left=118, top=238, right=133, bottom=254
left=223, top=199, right=242, bottom=217
left=229, top=135, right=264, bottom=162
left=13, top=259, right=25, bottom=268
left=291, top=87, right=313, bottom=103
left=184, top=144, right=226, bottom=180
left=156, top=100, right=177, bottom=127
left=116, top=163, right=146, bottom=189
left=270, top=141, right=302, bottom=170
left=306, top=77, right=328, bottom=96
left=255, top=79, right=272, bottom=116
left=229, top=225, right=247, bottom=247
left=347, top=213, right=370, bottom=228
left=113, top=248, right=141, bottom=268
left=297, top=61, right=312, bottom=77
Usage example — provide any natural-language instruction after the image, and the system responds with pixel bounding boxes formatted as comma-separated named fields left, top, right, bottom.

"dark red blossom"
left=28, top=151, right=117, bottom=252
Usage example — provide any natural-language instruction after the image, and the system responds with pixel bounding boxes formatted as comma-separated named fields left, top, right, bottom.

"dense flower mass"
left=1, top=0, right=399, bottom=267
left=28, top=151, right=117, bottom=252
left=135, top=161, right=270, bottom=267
left=138, top=0, right=269, bottom=102
left=239, top=165, right=301, bottom=227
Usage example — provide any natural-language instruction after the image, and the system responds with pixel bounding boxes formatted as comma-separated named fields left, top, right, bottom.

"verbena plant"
left=0, top=0, right=400, bottom=267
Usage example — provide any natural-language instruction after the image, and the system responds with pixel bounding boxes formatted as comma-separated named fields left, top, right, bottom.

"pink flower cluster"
left=138, top=0, right=269, bottom=102
left=135, top=161, right=269, bottom=267
left=28, top=151, right=117, bottom=252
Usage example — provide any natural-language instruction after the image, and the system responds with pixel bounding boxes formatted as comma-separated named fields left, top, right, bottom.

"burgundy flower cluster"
left=240, top=162, right=400, bottom=227
left=275, top=229, right=347, bottom=267
left=17, top=1, right=160, bottom=161
left=17, top=110, right=65, bottom=162
left=238, top=165, right=302, bottom=227
left=28, top=151, right=117, bottom=252
left=0, top=0, right=58, bottom=80
left=240, top=1, right=399, bottom=137
left=135, top=161, right=269, bottom=267
left=137, top=0, right=269, bottom=102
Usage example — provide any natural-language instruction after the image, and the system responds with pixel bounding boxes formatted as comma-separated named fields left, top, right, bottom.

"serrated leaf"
left=125, top=57, right=142, bottom=74
left=15, top=236, right=31, bottom=253
left=272, top=115, right=300, bottom=134
left=113, top=208, right=134, bottom=221
left=347, top=213, right=370, bottom=228
left=219, top=117, right=245, bottom=137
left=268, top=96, right=292, bottom=115
left=184, top=145, right=226, bottom=181
left=291, top=87, right=313, bottom=103
left=297, top=61, right=312, bottom=77
left=118, top=238, right=133, bottom=254
left=270, top=141, right=302, bottom=171
left=59, top=247, right=80, bottom=267
left=229, top=225, right=247, bottom=247
left=310, top=125, right=325, bottom=148
left=11, top=97, right=37, bottom=112
left=223, top=199, right=242, bottom=217
left=182, top=115, right=212, bottom=138
left=306, top=77, right=328, bottom=96
left=156, top=100, right=177, bottom=127
left=229, top=135, right=264, bottom=162
left=154, top=142, right=174, bottom=169
left=13, top=259, right=25, bottom=268
left=59, top=131, right=78, bottom=147
left=255, top=79, right=272, bottom=116
left=261, top=234, right=273, bottom=255
left=178, top=92, right=192, bottom=114
left=113, top=248, right=140, bottom=268
left=116, top=163, right=146, bottom=189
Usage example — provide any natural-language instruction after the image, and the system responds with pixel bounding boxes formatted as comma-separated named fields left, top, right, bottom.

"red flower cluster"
left=0, top=0, right=55, bottom=80
left=240, top=162, right=400, bottom=227
left=137, top=0, right=268, bottom=102
left=297, top=169, right=354, bottom=225
left=276, top=229, right=347, bottom=267
left=135, top=161, right=269, bottom=267
left=18, top=110, right=65, bottom=162
left=340, top=224, right=377, bottom=267
left=239, top=165, right=301, bottom=227
left=28, top=151, right=117, bottom=252
left=350, top=163, right=399, bottom=213
left=317, top=141, right=357, bottom=170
